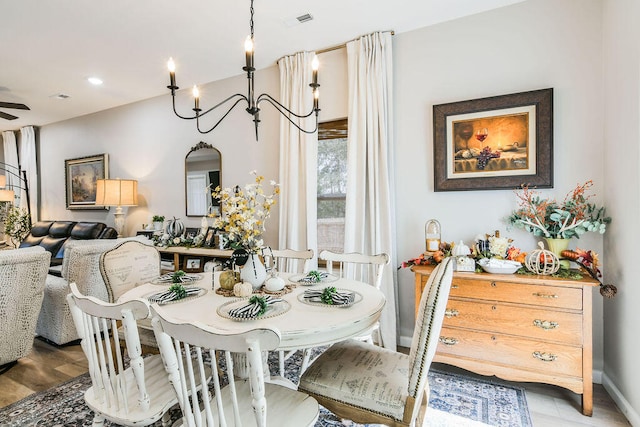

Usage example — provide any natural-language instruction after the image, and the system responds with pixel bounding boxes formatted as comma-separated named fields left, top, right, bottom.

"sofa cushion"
left=71, top=222, right=106, bottom=239
left=49, top=221, right=76, bottom=237
left=19, top=221, right=54, bottom=248
left=40, top=236, right=68, bottom=259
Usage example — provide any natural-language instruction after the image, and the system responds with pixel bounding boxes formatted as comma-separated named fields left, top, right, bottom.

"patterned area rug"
left=0, top=351, right=531, bottom=427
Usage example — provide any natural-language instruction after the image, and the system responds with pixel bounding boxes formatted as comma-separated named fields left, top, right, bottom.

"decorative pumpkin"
left=264, top=274, right=285, bottom=292
left=452, top=240, right=471, bottom=257
left=234, top=281, right=253, bottom=297
left=219, top=270, right=240, bottom=290
left=525, top=242, right=560, bottom=275
left=166, top=216, right=185, bottom=237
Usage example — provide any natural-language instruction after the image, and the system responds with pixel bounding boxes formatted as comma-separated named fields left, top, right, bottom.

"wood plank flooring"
left=0, top=339, right=632, bottom=426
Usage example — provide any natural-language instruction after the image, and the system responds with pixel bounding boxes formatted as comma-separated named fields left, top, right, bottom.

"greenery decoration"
left=168, top=283, right=187, bottom=300
left=507, top=181, right=610, bottom=239
left=321, top=287, right=337, bottom=305
left=249, top=295, right=268, bottom=316
left=4, top=206, right=31, bottom=247
left=152, top=215, right=165, bottom=222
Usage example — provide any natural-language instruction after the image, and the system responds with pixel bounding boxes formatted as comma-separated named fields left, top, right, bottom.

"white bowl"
left=478, top=258, right=521, bottom=274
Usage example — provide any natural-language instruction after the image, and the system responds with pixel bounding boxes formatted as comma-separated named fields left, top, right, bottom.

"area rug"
left=0, top=351, right=531, bottom=427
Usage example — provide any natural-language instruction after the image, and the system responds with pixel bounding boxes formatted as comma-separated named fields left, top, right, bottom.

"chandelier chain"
left=249, top=0, right=254, bottom=39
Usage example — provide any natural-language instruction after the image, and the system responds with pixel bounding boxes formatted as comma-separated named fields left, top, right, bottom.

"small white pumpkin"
left=452, top=240, right=471, bottom=257
left=233, top=281, right=253, bottom=297
left=264, top=275, right=285, bottom=292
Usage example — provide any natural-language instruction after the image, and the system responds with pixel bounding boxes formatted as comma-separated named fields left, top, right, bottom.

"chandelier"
left=166, top=0, right=320, bottom=140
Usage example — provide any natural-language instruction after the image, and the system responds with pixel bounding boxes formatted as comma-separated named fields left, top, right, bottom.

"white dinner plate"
left=289, top=272, right=339, bottom=286
left=297, top=288, right=362, bottom=308
left=217, top=298, right=291, bottom=321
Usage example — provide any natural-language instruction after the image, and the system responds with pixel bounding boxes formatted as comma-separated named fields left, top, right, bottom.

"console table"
left=157, top=246, right=233, bottom=272
left=412, top=265, right=598, bottom=416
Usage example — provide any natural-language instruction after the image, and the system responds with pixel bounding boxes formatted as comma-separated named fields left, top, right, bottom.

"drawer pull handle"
left=532, top=351, right=557, bottom=362
left=491, top=282, right=497, bottom=287
left=451, top=285, right=459, bottom=289
left=439, top=336, right=458, bottom=346
left=532, top=292, right=558, bottom=299
left=445, top=309, right=459, bottom=318
left=533, top=319, right=559, bottom=330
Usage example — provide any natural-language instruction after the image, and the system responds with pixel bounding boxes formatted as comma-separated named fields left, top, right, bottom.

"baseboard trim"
left=602, top=372, right=640, bottom=426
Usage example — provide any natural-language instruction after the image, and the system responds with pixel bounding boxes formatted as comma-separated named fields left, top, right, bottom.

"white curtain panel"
left=20, top=126, right=38, bottom=222
left=345, top=32, right=398, bottom=349
left=277, top=51, right=318, bottom=269
left=1, top=130, right=20, bottom=193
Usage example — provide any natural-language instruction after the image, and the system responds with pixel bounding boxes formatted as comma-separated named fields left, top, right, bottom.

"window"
left=317, top=119, right=347, bottom=254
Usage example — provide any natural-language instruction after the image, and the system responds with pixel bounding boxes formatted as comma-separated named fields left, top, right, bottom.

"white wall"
left=393, top=0, right=606, bottom=370
left=602, top=0, right=640, bottom=423
left=39, top=66, right=281, bottom=244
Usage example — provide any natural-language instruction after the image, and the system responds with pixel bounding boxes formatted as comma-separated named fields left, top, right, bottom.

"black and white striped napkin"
left=297, top=272, right=329, bottom=284
left=148, top=287, right=201, bottom=304
left=228, top=295, right=283, bottom=319
left=303, top=288, right=355, bottom=305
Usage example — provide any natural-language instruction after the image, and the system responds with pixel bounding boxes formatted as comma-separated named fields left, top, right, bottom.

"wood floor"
left=0, top=338, right=632, bottom=426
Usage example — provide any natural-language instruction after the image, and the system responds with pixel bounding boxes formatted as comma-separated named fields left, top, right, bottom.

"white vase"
left=240, top=253, right=267, bottom=290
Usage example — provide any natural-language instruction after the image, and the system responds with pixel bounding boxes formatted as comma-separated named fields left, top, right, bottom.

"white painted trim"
left=602, top=372, right=640, bottom=427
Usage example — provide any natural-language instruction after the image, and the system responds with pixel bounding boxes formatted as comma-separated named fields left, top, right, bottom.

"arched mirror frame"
left=185, top=141, right=221, bottom=217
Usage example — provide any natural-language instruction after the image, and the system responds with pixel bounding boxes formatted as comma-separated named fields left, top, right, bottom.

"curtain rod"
left=316, top=30, right=395, bottom=55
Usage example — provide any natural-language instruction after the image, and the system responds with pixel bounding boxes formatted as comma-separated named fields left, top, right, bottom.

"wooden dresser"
left=412, top=265, right=598, bottom=416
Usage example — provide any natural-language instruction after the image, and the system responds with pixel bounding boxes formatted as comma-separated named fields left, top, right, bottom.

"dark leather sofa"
left=19, top=221, right=117, bottom=267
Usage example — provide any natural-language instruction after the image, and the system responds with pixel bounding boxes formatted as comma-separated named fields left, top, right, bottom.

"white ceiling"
left=0, top=0, right=523, bottom=131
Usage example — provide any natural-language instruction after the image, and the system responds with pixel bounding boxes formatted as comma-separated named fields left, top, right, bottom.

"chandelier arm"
left=259, top=97, right=319, bottom=134
left=196, top=97, right=247, bottom=134
left=171, top=95, right=199, bottom=120
left=173, top=93, right=248, bottom=121
left=257, top=93, right=317, bottom=119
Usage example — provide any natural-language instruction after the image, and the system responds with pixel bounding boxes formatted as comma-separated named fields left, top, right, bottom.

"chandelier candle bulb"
left=244, top=36, right=254, bottom=70
left=192, top=85, right=200, bottom=111
left=167, top=57, right=176, bottom=88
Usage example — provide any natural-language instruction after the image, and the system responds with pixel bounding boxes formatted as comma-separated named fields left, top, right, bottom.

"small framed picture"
left=65, top=153, right=109, bottom=210
left=185, top=227, right=199, bottom=240
left=204, top=227, right=216, bottom=247
left=183, top=257, right=203, bottom=273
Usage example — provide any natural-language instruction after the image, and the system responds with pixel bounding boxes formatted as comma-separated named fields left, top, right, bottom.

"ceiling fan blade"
left=0, top=111, right=19, bottom=120
left=0, top=102, right=30, bottom=110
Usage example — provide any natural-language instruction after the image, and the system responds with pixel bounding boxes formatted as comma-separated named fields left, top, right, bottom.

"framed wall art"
left=183, top=256, right=203, bottom=273
left=433, top=88, right=553, bottom=191
left=65, top=153, right=109, bottom=209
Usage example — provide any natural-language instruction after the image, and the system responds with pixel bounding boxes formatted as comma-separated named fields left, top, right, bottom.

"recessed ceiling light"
left=87, top=77, right=103, bottom=86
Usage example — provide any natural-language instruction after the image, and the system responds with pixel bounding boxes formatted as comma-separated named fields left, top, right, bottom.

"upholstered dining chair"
left=66, top=282, right=179, bottom=427
left=99, top=240, right=161, bottom=350
left=265, top=248, right=314, bottom=378
left=150, top=305, right=320, bottom=427
left=318, top=249, right=390, bottom=345
left=0, top=247, right=50, bottom=367
left=298, top=257, right=454, bottom=427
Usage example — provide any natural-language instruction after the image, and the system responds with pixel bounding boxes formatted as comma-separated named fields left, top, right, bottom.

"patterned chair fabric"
left=0, top=247, right=51, bottom=365
left=36, top=236, right=151, bottom=345
left=298, top=257, right=454, bottom=427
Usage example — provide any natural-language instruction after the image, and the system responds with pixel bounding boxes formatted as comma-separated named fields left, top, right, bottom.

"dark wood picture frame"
left=433, top=88, right=553, bottom=191
left=183, top=256, right=203, bottom=273
left=204, top=227, right=216, bottom=247
left=65, top=153, right=109, bottom=209
left=184, top=227, right=199, bottom=240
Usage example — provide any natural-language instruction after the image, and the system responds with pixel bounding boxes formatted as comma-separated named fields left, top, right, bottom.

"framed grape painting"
left=433, top=88, right=553, bottom=191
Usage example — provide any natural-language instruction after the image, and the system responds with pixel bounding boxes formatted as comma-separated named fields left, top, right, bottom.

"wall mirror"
left=185, top=142, right=221, bottom=217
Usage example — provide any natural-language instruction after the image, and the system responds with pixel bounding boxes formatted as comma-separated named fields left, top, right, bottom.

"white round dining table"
left=118, top=272, right=386, bottom=352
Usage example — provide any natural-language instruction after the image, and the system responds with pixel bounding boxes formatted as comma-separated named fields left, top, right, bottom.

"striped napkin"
left=297, top=271, right=329, bottom=284
left=148, top=287, right=201, bottom=304
left=303, top=287, right=355, bottom=305
left=228, top=295, right=283, bottom=319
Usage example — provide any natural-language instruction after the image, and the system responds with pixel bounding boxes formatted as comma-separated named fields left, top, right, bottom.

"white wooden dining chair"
left=319, top=249, right=390, bottom=346
left=150, top=305, right=320, bottom=427
left=99, top=240, right=161, bottom=350
left=66, top=282, right=177, bottom=427
left=298, top=257, right=454, bottom=427
left=264, top=248, right=314, bottom=379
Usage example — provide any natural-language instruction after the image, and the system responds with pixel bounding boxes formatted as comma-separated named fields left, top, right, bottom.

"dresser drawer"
left=437, top=327, right=582, bottom=377
left=450, top=277, right=583, bottom=310
left=443, top=300, right=582, bottom=346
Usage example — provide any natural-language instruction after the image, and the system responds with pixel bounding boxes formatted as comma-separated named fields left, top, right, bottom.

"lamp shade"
left=0, top=174, right=6, bottom=188
left=0, top=189, right=14, bottom=202
left=95, top=179, right=138, bottom=207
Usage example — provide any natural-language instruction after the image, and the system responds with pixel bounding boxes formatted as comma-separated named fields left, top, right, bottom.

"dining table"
left=118, top=271, right=386, bottom=366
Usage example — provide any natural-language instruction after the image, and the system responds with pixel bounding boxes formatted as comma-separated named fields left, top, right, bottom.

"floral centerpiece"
left=210, top=170, right=279, bottom=253
left=507, top=180, right=610, bottom=239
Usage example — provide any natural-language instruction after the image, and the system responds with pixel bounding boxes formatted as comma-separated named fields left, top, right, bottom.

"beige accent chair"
left=298, top=257, right=454, bottom=427
left=151, top=306, right=320, bottom=427
left=0, top=247, right=51, bottom=366
left=67, top=282, right=177, bottom=427
left=37, top=237, right=151, bottom=345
